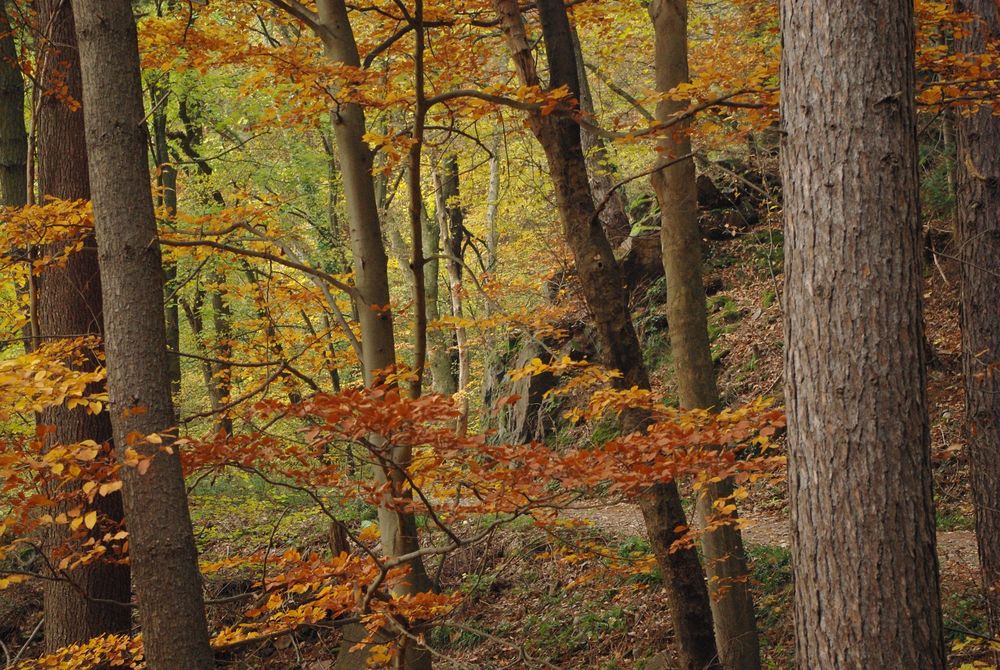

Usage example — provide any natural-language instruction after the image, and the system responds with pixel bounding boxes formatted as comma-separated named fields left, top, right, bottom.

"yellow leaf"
left=99, top=481, right=123, bottom=496
left=84, top=510, right=98, bottom=529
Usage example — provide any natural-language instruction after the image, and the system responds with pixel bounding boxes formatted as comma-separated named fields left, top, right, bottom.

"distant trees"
left=780, top=0, right=946, bottom=666
left=71, top=0, right=214, bottom=666
left=954, top=0, right=1000, bottom=640
left=1, top=0, right=995, bottom=666
left=493, top=0, right=721, bottom=667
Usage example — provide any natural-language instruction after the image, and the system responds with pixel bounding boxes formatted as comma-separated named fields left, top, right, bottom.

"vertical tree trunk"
left=70, top=1, right=214, bottom=666
left=423, top=200, right=456, bottom=394
left=436, top=155, right=470, bottom=433
left=0, top=0, right=25, bottom=207
left=485, top=134, right=501, bottom=273
left=648, top=2, right=760, bottom=668
left=954, top=0, right=1000, bottom=639
left=310, top=3, right=432, bottom=667
left=150, top=75, right=182, bottom=401
left=780, top=0, right=945, bottom=667
left=568, top=22, right=631, bottom=248
left=33, top=0, right=132, bottom=650
left=493, top=2, right=720, bottom=667
left=209, top=270, right=234, bottom=434
left=0, top=0, right=30, bottom=349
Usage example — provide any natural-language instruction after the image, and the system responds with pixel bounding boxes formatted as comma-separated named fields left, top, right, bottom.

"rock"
left=697, top=173, right=729, bottom=210
left=618, top=232, right=665, bottom=294
left=482, top=337, right=560, bottom=444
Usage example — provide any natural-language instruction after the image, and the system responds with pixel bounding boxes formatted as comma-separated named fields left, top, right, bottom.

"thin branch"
left=591, top=152, right=694, bottom=226
left=159, top=238, right=361, bottom=300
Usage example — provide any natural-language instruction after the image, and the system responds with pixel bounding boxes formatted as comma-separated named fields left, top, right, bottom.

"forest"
left=0, top=0, right=996, bottom=668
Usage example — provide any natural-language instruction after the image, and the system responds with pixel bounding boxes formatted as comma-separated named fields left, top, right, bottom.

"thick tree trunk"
left=780, top=0, right=945, bottom=667
left=0, top=0, right=25, bottom=207
left=954, top=0, right=1000, bottom=639
left=648, top=3, right=760, bottom=668
left=494, top=2, right=719, bottom=667
left=33, top=0, right=132, bottom=650
left=70, top=1, right=214, bottom=667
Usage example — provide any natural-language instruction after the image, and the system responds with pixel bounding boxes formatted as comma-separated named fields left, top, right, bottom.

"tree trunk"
left=424, top=200, right=456, bottom=394
left=70, top=1, right=214, bottom=666
left=150, top=75, right=181, bottom=401
left=568, top=22, right=631, bottom=248
left=181, top=286, right=232, bottom=435
left=780, top=0, right=945, bottom=667
left=33, top=0, right=132, bottom=650
left=648, top=2, right=760, bottom=668
left=954, top=0, right=1000, bottom=639
left=0, top=0, right=31, bottom=350
left=436, top=155, right=470, bottom=433
left=485, top=134, right=501, bottom=274
left=493, top=1, right=719, bottom=667
left=209, top=270, right=234, bottom=434
left=311, top=3, right=432, bottom=667
left=0, top=0, right=25, bottom=207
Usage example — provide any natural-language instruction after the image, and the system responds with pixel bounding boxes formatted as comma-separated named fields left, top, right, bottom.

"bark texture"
left=780, top=0, right=946, bottom=666
left=954, top=0, right=1000, bottom=637
left=70, top=0, right=214, bottom=666
left=436, top=155, right=470, bottom=433
left=569, top=22, right=631, bottom=247
left=0, top=0, right=25, bottom=206
left=34, top=0, right=131, bottom=649
left=648, top=2, right=759, bottom=668
left=494, top=1, right=719, bottom=667
left=312, top=2, right=431, bottom=667
left=424, top=201, right=456, bottom=394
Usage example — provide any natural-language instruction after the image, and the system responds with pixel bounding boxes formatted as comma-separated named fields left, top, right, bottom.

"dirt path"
left=571, top=502, right=979, bottom=569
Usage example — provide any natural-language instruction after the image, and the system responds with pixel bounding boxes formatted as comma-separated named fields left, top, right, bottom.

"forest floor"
left=0, top=222, right=990, bottom=669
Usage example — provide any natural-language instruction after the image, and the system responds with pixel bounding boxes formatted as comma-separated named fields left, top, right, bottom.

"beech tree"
left=493, top=0, right=720, bottom=667
left=34, top=0, right=131, bottom=649
left=0, top=0, right=24, bottom=208
left=647, top=2, right=760, bottom=668
left=954, top=0, right=1000, bottom=639
left=70, top=0, right=214, bottom=666
left=780, top=0, right=946, bottom=666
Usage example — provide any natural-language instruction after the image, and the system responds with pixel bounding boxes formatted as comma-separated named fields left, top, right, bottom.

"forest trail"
left=570, top=502, right=980, bottom=569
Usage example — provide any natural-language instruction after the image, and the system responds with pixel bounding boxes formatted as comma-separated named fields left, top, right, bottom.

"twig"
left=11, top=617, right=44, bottom=666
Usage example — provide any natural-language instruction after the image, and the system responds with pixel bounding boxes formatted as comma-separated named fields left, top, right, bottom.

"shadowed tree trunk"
left=0, top=0, right=29, bottom=348
left=424, top=200, right=456, bottom=394
left=493, top=1, right=720, bottom=667
left=70, top=0, right=214, bottom=666
left=150, top=75, right=181, bottom=402
left=568, top=22, right=631, bottom=248
left=648, top=2, right=760, bottom=668
left=0, top=0, right=25, bottom=207
left=780, top=0, right=946, bottom=666
left=436, top=155, right=470, bottom=433
left=954, top=0, right=1000, bottom=640
left=265, top=2, right=433, bottom=667
left=33, top=0, right=131, bottom=650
